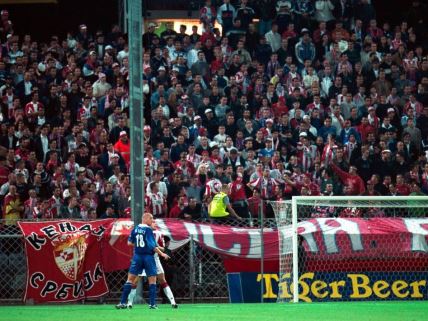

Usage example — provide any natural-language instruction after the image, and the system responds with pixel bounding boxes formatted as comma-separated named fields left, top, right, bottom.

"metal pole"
left=291, top=197, right=298, bottom=303
left=118, top=0, right=123, bottom=32
left=189, top=235, right=195, bottom=303
left=127, top=0, right=144, bottom=228
left=260, top=200, right=264, bottom=303
left=123, top=0, right=128, bottom=34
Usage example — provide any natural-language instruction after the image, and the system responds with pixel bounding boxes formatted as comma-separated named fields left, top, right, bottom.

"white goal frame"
left=288, top=195, right=428, bottom=303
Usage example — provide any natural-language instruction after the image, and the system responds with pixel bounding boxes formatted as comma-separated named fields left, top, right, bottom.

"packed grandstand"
left=1, top=0, right=428, bottom=226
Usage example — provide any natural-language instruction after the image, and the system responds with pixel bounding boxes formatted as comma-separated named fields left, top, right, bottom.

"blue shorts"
left=129, top=254, right=157, bottom=277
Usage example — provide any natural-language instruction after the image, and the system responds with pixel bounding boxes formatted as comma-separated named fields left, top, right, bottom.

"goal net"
left=269, top=196, right=428, bottom=303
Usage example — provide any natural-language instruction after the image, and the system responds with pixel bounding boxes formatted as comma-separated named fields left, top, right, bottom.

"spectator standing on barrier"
left=204, top=170, right=222, bottom=202
left=229, top=172, right=249, bottom=219
left=247, top=188, right=263, bottom=220
left=208, top=184, right=242, bottom=223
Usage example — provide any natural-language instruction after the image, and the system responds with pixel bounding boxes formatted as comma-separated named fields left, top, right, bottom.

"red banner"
left=104, top=218, right=428, bottom=273
left=18, top=218, right=428, bottom=302
left=18, top=220, right=113, bottom=303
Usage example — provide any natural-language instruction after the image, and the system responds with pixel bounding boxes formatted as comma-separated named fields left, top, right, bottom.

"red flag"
left=18, top=220, right=113, bottom=303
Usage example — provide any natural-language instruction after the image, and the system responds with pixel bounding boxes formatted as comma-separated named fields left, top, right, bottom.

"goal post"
left=291, top=198, right=298, bottom=303
left=270, top=196, right=428, bottom=303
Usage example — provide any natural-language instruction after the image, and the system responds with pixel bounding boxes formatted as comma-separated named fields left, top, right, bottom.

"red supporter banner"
left=18, top=220, right=113, bottom=303
left=106, top=218, right=428, bottom=273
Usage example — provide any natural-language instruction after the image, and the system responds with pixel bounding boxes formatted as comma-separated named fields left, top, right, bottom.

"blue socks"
left=120, top=282, right=132, bottom=304
left=149, top=283, right=157, bottom=306
left=121, top=281, right=157, bottom=306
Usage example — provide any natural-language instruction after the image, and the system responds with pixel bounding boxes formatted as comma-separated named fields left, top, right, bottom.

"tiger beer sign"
left=18, top=220, right=111, bottom=303
left=228, top=271, right=428, bottom=302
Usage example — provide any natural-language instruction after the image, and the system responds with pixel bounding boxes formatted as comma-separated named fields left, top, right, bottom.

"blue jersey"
left=128, top=224, right=157, bottom=255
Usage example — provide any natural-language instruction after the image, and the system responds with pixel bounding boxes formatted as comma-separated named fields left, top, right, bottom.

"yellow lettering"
left=348, top=274, right=372, bottom=298
left=311, top=280, right=328, bottom=299
left=391, top=280, right=409, bottom=298
left=373, top=280, right=390, bottom=299
left=410, top=280, right=426, bottom=298
left=256, top=274, right=278, bottom=299
left=257, top=272, right=426, bottom=302
left=278, top=273, right=292, bottom=299
left=295, top=272, right=314, bottom=302
left=329, top=280, right=346, bottom=299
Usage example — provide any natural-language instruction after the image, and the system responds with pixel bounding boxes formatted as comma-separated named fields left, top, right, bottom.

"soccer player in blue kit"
left=116, top=212, right=170, bottom=309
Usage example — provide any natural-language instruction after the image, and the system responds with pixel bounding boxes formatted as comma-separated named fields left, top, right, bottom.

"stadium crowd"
left=1, top=0, right=428, bottom=225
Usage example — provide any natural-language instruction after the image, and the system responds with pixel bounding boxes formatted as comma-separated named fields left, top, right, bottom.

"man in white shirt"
left=116, top=43, right=129, bottom=63
left=265, top=23, right=281, bottom=53
left=213, top=125, right=227, bottom=148
left=187, top=41, right=202, bottom=68
left=23, top=72, right=33, bottom=97
left=146, top=171, right=168, bottom=199
left=170, top=41, right=187, bottom=64
left=39, top=125, right=49, bottom=162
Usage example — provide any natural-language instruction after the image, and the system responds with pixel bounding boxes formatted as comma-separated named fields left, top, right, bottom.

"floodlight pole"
left=260, top=200, right=264, bottom=303
left=127, top=0, right=144, bottom=228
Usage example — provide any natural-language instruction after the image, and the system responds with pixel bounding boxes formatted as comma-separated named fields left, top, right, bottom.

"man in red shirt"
left=330, top=162, right=365, bottom=195
left=32, top=199, right=55, bottom=219
left=0, top=155, right=10, bottom=186
left=114, top=131, right=130, bottom=167
left=228, top=173, right=249, bottom=219
left=173, top=152, right=196, bottom=183
left=301, top=174, right=320, bottom=196
left=247, top=189, right=265, bottom=221
left=357, top=116, right=375, bottom=143
left=272, top=99, right=288, bottom=119
left=168, top=196, right=186, bottom=219
left=395, top=174, right=411, bottom=196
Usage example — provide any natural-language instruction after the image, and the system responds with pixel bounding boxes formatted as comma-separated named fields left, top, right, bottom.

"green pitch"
left=1, top=302, right=427, bottom=321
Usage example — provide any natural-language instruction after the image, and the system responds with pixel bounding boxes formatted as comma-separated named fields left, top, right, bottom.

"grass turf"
left=0, top=302, right=427, bottom=321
